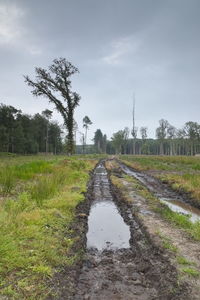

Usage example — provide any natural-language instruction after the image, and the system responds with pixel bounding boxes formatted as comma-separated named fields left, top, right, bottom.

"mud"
left=110, top=162, right=200, bottom=300
left=119, top=161, right=200, bottom=222
left=74, top=161, right=188, bottom=300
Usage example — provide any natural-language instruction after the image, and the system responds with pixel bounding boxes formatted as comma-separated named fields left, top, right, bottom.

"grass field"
left=120, top=155, right=200, bottom=204
left=0, top=154, right=97, bottom=299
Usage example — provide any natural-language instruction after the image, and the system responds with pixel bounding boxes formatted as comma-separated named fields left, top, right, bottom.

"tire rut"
left=74, top=160, right=188, bottom=300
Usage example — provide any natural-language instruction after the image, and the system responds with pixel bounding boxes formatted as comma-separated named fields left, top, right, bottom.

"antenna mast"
left=132, top=93, right=135, bottom=134
left=132, top=93, right=137, bottom=154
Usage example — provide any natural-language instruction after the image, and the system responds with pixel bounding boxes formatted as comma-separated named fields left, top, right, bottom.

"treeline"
left=0, top=104, right=63, bottom=154
left=77, top=119, right=200, bottom=156
left=1, top=103, right=200, bottom=156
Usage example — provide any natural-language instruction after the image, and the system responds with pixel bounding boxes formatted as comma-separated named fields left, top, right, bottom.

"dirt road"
left=73, top=161, right=188, bottom=300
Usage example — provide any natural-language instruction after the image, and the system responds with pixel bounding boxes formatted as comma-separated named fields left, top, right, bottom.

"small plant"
left=162, top=240, right=178, bottom=253
left=177, top=256, right=194, bottom=265
left=181, top=267, right=200, bottom=277
left=31, top=264, right=52, bottom=278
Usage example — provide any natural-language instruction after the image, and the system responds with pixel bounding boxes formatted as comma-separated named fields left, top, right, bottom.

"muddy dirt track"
left=119, top=160, right=200, bottom=221
left=73, top=161, right=188, bottom=300
left=49, top=159, right=191, bottom=300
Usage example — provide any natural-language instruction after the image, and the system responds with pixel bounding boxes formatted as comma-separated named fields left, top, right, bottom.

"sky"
left=0, top=0, right=200, bottom=143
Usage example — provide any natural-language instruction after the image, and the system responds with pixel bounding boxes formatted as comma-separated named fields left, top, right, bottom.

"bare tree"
left=131, top=94, right=137, bottom=154
left=24, top=58, right=80, bottom=155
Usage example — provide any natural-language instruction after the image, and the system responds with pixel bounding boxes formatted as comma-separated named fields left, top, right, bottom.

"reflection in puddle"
left=87, top=200, right=130, bottom=251
left=120, top=163, right=200, bottom=223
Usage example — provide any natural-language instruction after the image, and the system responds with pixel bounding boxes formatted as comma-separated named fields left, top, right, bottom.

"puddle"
left=160, top=198, right=200, bottom=223
left=87, top=162, right=131, bottom=251
left=120, top=163, right=200, bottom=223
left=87, top=200, right=130, bottom=250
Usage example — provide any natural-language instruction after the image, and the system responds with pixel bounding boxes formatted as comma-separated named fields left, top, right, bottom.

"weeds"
left=162, top=239, right=178, bottom=253
left=181, top=267, right=200, bottom=277
left=177, top=256, right=195, bottom=265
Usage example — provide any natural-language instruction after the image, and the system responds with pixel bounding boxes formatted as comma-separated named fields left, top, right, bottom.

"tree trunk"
left=169, top=140, right=173, bottom=156
left=160, top=141, right=164, bottom=155
left=66, top=109, right=74, bottom=155
left=133, top=139, right=136, bottom=155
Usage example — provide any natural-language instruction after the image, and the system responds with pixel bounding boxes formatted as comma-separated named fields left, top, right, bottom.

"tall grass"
left=0, top=156, right=97, bottom=299
left=0, top=167, right=15, bottom=194
left=0, top=160, right=55, bottom=195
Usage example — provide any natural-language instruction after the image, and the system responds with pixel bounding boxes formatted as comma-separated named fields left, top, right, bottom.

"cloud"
left=0, top=3, right=24, bottom=45
left=28, top=46, right=42, bottom=56
left=0, top=2, right=42, bottom=56
left=102, top=36, right=140, bottom=65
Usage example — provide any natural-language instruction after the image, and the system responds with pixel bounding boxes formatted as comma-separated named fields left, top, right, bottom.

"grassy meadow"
left=0, top=154, right=97, bottom=299
left=120, top=155, right=200, bottom=205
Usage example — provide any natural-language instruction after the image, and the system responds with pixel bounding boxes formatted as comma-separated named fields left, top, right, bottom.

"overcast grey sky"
left=0, top=0, right=199, bottom=142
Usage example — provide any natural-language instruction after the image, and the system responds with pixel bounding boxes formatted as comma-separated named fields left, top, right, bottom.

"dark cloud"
left=0, top=0, right=199, bottom=142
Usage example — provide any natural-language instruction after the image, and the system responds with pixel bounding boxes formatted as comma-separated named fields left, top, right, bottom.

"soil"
left=111, top=159, right=200, bottom=299
left=48, top=159, right=195, bottom=299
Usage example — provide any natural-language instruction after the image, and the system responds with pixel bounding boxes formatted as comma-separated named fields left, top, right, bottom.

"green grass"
left=0, top=159, right=56, bottom=195
left=177, top=256, right=194, bottom=265
left=120, top=155, right=200, bottom=172
left=156, top=205, right=200, bottom=240
left=155, top=232, right=178, bottom=253
left=162, top=239, right=178, bottom=253
left=181, top=267, right=200, bottom=277
left=156, top=233, right=199, bottom=276
left=0, top=155, right=97, bottom=299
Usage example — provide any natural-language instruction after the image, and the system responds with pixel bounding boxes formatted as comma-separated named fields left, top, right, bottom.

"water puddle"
left=87, top=162, right=131, bottom=251
left=120, top=163, right=200, bottom=223
left=160, top=198, right=200, bottom=223
left=87, top=200, right=130, bottom=250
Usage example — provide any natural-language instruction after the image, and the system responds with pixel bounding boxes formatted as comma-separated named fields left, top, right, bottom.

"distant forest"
left=0, top=103, right=200, bottom=156
left=0, top=104, right=63, bottom=154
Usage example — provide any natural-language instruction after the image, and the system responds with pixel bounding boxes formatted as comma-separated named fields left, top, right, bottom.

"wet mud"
left=74, top=161, right=188, bottom=300
left=119, top=161, right=200, bottom=222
